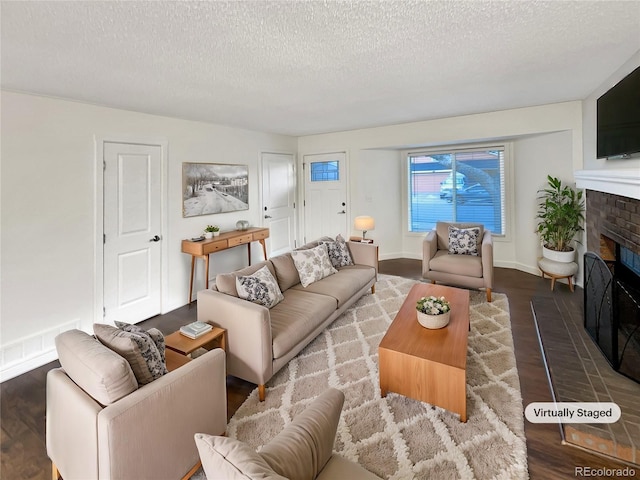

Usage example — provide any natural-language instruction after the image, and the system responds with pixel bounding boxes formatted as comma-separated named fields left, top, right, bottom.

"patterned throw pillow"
left=321, top=234, right=354, bottom=268
left=116, top=321, right=167, bottom=367
left=236, top=265, right=285, bottom=308
left=448, top=225, right=481, bottom=256
left=291, top=243, right=338, bottom=287
left=94, top=322, right=168, bottom=385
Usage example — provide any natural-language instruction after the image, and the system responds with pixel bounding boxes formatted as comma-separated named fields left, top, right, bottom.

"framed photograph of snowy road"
left=182, top=163, right=249, bottom=217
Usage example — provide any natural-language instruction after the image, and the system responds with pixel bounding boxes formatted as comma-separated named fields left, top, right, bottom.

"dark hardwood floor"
left=1, top=260, right=636, bottom=479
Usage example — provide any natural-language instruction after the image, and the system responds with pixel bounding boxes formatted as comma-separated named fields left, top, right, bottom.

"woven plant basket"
left=416, top=310, right=450, bottom=329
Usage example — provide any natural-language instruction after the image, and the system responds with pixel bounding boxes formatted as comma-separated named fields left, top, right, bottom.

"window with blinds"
left=408, top=147, right=505, bottom=234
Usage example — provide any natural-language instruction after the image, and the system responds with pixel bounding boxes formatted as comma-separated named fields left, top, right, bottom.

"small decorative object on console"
left=204, top=225, right=220, bottom=239
left=236, top=220, right=250, bottom=230
left=180, top=321, right=213, bottom=339
left=416, top=296, right=451, bottom=329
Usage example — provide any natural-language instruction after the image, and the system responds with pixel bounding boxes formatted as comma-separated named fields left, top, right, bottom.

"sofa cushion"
left=291, top=244, right=337, bottom=288
left=321, top=234, right=354, bottom=268
left=236, top=265, right=284, bottom=308
left=448, top=225, right=481, bottom=256
left=291, top=265, right=375, bottom=308
left=270, top=289, right=337, bottom=359
left=436, top=222, right=484, bottom=251
left=94, top=323, right=168, bottom=385
left=429, top=250, right=483, bottom=278
left=270, top=253, right=301, bottom=292
left=55, top=329, right=138, bottom=406
left=194, top=434, right=286, bottom=480
left=216, top=260, right=277, bottom=297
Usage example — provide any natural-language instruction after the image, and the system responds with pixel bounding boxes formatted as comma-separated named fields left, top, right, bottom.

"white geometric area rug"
left=225, top=275, right=528, bottom=480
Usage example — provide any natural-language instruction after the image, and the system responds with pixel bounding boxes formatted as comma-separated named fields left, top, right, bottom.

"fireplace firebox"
left=584, top=249, right=640, bottom=384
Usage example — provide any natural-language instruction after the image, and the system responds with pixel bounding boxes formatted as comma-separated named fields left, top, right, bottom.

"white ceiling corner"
left=1, top=0, right=639, bottom=136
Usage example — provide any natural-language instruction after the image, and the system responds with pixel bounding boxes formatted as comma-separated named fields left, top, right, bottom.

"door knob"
left=337, top=210, right=346, bottom=214
left=150, top=235, right=161, bottom=242
left=264, top=215, right=272, bottom=219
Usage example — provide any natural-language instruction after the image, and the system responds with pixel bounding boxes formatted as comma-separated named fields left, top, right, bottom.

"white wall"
left=298, top=102, right=583, bottom=272
left=583, top=50, right=640, bottom=171
left=0, top=91, right=296, bottom=380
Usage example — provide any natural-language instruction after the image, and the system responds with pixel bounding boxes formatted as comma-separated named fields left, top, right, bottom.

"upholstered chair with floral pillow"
left=422, top=221, right=494, bottom=302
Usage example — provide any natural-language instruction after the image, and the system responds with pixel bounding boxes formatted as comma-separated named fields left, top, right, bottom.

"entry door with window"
left=303, top=152, right=347, bottom=242
left=262, top=152, right=297, bottom=256
left=103, top=142, right=163, bottom=324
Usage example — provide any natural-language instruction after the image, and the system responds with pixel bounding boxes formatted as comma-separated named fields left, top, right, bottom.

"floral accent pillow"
left=291, top=243, right=338, bottom=287
left=321, top=234, right=354, bottom=268
left=236, top=265, right=284, bottom=308
left=94, top=322, right=168, bottom=385
left=448, top=225, right=481, bottom=256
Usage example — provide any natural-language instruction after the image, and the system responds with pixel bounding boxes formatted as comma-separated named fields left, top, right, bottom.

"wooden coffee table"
left=379, top=283, right=470, bottom=422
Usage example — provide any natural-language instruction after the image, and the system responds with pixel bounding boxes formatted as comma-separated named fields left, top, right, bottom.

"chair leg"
left=182, top=461, right=202, bottom=480
left=51, top=462, right=61, bottom=480
left=258, top=384, right=266, bottom=402
left=371, top=284, right=375, bottom=294
left=568, top=276, right=574, bottom=292
left=430, top=280, right=436, bottom=284
left=486, top=288, right=492, bottom=302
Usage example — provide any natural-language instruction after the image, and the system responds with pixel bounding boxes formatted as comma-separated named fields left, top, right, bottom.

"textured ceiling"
left=1, top=1, right=639, bottom=136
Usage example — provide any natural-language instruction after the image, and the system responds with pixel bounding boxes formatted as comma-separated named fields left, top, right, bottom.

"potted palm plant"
left=536, top=175, right=585, bottom=263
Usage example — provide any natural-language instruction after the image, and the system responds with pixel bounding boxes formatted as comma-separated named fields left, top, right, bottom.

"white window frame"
left=402, top=142, right=513, bottom=242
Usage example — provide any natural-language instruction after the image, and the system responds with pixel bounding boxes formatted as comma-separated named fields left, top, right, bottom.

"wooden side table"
left=165, top=325, right=227, bottom=357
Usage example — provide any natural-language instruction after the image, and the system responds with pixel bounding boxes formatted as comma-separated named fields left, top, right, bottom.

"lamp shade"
left=354, top=216, right=375, bottom=231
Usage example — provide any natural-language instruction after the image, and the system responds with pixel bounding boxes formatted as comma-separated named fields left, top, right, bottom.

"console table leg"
left=189, top=256, right=196, bottom=303
left=204, top=254, right=210, bottom=290
left=259, top=239, right=267, bottom=260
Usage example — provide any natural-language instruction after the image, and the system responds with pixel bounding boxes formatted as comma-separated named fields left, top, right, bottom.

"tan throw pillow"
left=194, top=434, right=286, bottom=480
left=94, top=323, right=167, bottom=385
left=291, top=243, right=337, bottom=287
left=236, top=265, right=284, bottom=308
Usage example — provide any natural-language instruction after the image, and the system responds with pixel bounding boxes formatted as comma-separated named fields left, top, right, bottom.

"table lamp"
left=354, top=216, right=375, bottom=240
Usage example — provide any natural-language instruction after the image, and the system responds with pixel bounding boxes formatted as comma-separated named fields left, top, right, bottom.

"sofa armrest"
left=97, top=348, right=227, bottom=480
left=46, top=369, right=102, bottom=480
left=197, top=288, right=273, bottom=385
left=422, top=230, right=438, bottom=277
left=481, top=230, right=494, bottom=288
left=347, top=241, right=378, bottom=275
left=259, top=388, right=345, bottom=480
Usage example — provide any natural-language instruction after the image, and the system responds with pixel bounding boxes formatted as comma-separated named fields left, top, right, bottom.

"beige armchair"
left=422, top=222, right=494, bottom=302
left=47, top=329, right=227, bottom=480
left=194, top=388, right=381, bottom=480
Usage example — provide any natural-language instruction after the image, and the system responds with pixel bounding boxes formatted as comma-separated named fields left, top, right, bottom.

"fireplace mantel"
left=575, top=168, right=640, bottom=200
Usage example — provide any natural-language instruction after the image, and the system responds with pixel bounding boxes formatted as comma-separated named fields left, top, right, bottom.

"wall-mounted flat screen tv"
left=597, top=65, right=640, bottom=159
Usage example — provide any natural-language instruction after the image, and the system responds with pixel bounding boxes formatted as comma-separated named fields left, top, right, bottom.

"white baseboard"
left=1, top=320, right=80, bottom=383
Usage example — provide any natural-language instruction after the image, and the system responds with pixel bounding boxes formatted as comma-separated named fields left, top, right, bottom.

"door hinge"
left=103, top=307, right=106, bottom=317
left=293, top=202, right=296, bottom=209
left=103, top=161, right=106, bottom=171
left=103, top=234, right=106, bottom=244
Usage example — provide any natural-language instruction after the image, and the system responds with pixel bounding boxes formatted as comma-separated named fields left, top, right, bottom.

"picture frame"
left=182, top=162, right=249, bottom=217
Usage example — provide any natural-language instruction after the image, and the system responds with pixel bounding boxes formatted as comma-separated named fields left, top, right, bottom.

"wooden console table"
left=182, top=227, right=269, bottom=303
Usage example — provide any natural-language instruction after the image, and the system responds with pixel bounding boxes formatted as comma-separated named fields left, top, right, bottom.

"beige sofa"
left=195, top=388, right=381, bottom=479
left=197, top=239, right=378, bottom=401
left=422, top=221, right=494, bottom=302
left=47, top=329, right=227, bottom=480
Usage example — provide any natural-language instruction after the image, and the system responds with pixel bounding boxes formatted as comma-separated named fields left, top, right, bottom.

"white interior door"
left=262, top=153, right=297, bottom=256
left=103, top=142, right=162, bottom=324
left=303, top=152, right=347, bottom=242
